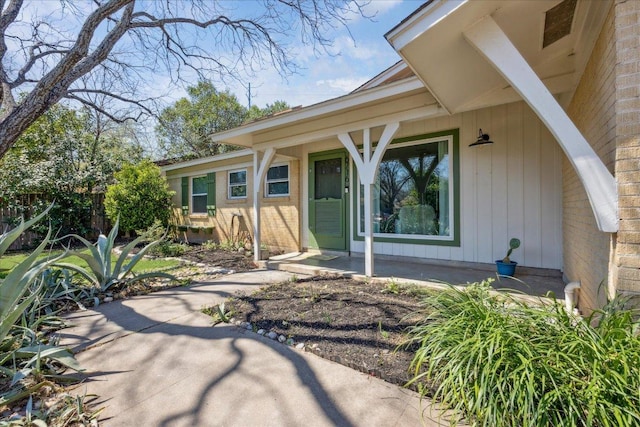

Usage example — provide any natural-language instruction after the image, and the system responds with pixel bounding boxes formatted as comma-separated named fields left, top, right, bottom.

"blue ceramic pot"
left=495, top=260, right=517, bottom=276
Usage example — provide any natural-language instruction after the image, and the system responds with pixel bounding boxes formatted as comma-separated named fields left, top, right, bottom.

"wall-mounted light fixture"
left=469, top=128, right=494, bottom=147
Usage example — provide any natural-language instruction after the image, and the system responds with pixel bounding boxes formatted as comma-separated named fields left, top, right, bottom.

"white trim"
left=172, top=162, right=253, bottom=179
left=254, top=103, right=442, bottom=152
left=164, top=154, right=295, bottom=175
left=228, top=168, right=248, bottom=199
left=264, top=162, right=290, bottom=197
left=463, top=16, right=618, bottom=232
left=160, top=149, right=253, bottom=172
left=254, top=147, right=276, bottom=195
left=385, top=0, right=468, bottom=51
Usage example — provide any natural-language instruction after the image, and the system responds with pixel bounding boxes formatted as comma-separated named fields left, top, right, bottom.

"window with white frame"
left=191, top=176, right=208, bottom=214
left=228, top=169, right=247, bottom=199
left=265, top=164, right=289, bottom=197
left=357, top=135, right=455, bottom=241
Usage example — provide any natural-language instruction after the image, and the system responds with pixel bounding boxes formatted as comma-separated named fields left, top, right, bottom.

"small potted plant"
left=496, top=238, right=520, bottom=276
left=260, top=243, right=270, bottom=260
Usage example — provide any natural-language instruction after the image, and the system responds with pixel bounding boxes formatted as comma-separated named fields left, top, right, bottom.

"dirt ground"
left=225, top=275, right=426, bottom=389
left=2, top=246, right=428, bottom=424
left=173, top=247, right=428, bottom=389
left=178, top=246, right=257, bottom=272
left=116, top=246, right=428, bottom=389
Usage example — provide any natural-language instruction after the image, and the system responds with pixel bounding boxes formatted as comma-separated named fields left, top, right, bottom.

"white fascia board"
left=386, top=0, right=468, bottom=51
left=160, top=148, right=253, bottom=172
left=171, top=162, right=254, bottom=179
left=252, top=103, right=443, bottom=152
left=212, top=77, right=426, bottom=144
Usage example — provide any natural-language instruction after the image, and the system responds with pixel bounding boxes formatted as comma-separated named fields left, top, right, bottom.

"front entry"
left=308, top=150, right=348, bottom=251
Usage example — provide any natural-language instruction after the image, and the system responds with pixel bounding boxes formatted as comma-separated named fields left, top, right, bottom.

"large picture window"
left=357, top=135, right=454, bottom=241
left=192, top=176, right=208, bottom=214
left=265, top=164, right=289, bottom=197
left=228, top=169, right=247, bottom=199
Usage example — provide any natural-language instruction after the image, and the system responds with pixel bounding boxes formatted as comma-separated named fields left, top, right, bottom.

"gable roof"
left=211, top=76, right=436, bottom=148
left=385, top=0, right=611, bottom=114
left=352, top=61, right=415, bottom=93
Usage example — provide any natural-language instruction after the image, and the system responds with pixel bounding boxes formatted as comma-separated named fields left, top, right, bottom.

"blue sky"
left=18, top=1, right=423, bottom=123
left=205, top=1, right=423, bottom=109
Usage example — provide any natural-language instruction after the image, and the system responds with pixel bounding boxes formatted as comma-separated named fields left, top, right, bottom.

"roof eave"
left=211, top=76, right=426, bottom=147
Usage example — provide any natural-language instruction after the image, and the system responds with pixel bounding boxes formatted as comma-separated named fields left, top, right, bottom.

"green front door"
left=309, top=150, right=348, bottom=251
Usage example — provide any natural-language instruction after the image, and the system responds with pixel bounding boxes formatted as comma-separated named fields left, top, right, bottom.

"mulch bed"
left=98, top=244, right=430, bottom=389
left=178, top=247, right=257, bottom=272
left=226, top=275, right=426, bottom=389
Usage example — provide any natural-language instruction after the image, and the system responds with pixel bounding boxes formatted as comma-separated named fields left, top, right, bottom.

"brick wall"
left=167, top=160, right=300, bottom=253
left=613, top=0, right=640, bottom=297
left=565, top=4, right=616, bottom=310
left=260, top=160, right=301, bottom=252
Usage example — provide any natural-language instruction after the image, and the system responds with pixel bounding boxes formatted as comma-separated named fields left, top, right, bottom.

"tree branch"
left=65, top=93, right=143, bottom=123
left=66, top=88, right=155, bottom=117
left=0, top=0, right=23, bottom=108
left=0, top=0, right=368, bottom=159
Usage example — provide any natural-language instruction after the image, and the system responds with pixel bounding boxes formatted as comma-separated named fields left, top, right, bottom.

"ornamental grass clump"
left=405, top=281, right=640, bottom=427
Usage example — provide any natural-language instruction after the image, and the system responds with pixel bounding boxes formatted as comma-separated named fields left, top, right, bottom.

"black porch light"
left=469, top=128, right=493, bottom=147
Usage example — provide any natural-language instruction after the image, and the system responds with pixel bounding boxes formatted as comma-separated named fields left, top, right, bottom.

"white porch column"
left=463, top=16, right=618, bottom=233
left=362, top=129, right=374, bottom=276
left=338, top=122, right=400, bottom=277
left=252, top=148, right=276, bottom=261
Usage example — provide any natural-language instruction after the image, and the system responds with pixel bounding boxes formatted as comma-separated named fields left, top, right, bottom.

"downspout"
left=564, top=281, right=581, bottom=314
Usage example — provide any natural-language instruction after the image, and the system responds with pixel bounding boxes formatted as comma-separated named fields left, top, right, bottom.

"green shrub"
left=405, top=282, right=640, bottom=427
left=135, top=222, right=189, bottom=258
left=136, top=219, right=168, bottom=243
left=104, top=160, right=174, bottom=235
left=202, top=240, right=218, bottom=251
left=153, top=241, right=188, bottom=257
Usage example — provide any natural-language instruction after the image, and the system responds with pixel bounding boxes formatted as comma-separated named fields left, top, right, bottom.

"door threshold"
left=305, top=249, right=350, bottom=257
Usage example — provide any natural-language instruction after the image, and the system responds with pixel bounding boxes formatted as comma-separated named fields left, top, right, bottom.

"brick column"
left=613, top=0, right=640, bottom=297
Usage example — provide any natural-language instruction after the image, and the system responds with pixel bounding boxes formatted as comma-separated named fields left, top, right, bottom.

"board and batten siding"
left=348, top=101, right=564, bottom=270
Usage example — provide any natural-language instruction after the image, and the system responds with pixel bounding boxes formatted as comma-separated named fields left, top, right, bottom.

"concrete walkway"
left=58, top=270, right=449, bottom=427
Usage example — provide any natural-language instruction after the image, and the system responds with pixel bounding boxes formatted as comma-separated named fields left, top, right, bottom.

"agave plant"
left=0, top=206, right=83, bottom=406
left=55, top=217, right=175, bottom=292
left=0, top=206, right=62, bottom=345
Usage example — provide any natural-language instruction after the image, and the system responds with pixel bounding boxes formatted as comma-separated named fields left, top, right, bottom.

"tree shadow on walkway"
left=59, top=275, right=358, bottom=426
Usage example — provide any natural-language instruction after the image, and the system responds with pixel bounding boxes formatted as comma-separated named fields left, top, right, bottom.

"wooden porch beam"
left=338, top=122, right=400, bottom=277
left=463, top=16, right=618, bottom=232
left=252, top=148, right=276, bottom=262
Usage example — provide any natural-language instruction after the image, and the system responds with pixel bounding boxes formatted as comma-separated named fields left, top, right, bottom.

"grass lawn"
left=0, top=250, right=182, bottom=279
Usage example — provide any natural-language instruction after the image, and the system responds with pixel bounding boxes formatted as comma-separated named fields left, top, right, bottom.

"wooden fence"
left=0, top=193, right=108, bottom=251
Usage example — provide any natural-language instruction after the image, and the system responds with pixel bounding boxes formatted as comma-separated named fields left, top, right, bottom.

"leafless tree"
left=0, top=0, right=368, bottom=158
left=378, top=159, right=410, bottom=213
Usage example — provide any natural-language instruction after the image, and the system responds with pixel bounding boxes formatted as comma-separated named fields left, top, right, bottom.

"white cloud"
left=362, top=0, right=404, bottom=16
left=344, top=0, right=403, bottom=23
left=316, top=77, right=370, bottom=93
left=327, top=36, right=379, bottom=61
